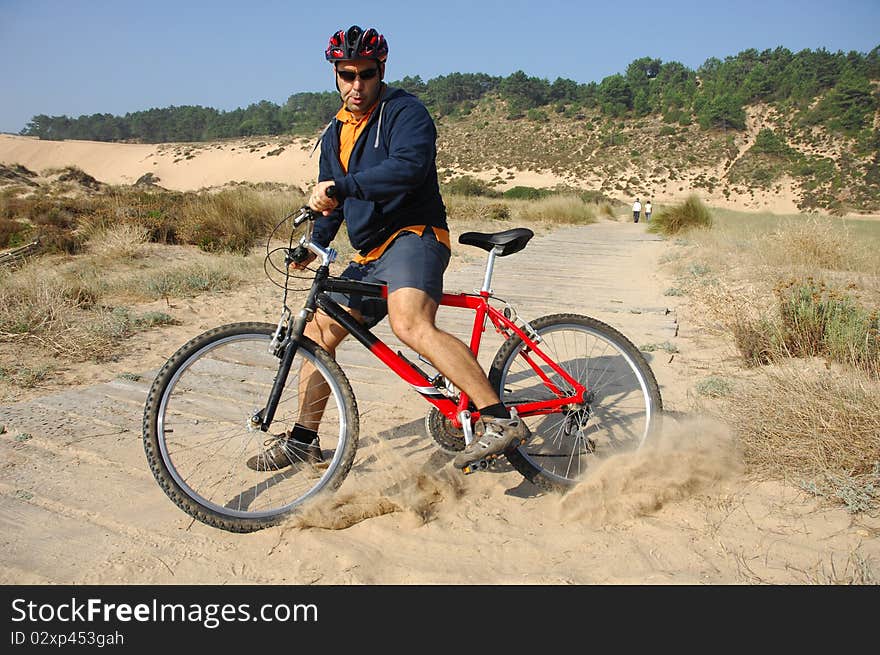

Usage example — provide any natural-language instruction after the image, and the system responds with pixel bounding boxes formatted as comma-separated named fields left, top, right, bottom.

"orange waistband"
left=353, top=225, right=451, bottom=264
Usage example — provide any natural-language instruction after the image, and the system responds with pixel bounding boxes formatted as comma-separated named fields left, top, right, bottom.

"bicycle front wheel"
left=143, top=322, right=358, bottom=532
left=489, top=314, right=662, bottom=493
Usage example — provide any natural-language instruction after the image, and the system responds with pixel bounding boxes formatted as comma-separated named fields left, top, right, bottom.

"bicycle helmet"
left=325, top=25, right=388, bottom=62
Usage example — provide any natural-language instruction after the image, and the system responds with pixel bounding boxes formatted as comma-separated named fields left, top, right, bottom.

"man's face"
left=335, top=58, right=383, bottom=117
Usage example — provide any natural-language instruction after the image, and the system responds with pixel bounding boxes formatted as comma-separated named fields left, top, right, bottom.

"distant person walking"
left=644, top=199, right=652, bottom=222
left=632, top=198, right=641, bottom=223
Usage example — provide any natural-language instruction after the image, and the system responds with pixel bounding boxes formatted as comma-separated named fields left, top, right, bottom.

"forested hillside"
left=15, top=46, right=880, bottom=212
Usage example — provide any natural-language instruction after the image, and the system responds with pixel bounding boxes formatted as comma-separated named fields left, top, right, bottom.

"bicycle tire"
left=143, top=322, right=359, bottom=532
left=488, top=313, right=662, bottom=493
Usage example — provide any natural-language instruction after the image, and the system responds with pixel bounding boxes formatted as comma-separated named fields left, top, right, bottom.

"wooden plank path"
left=0, top=219, right=680, bottom=583
left=335, top=220, right=676, bottom=411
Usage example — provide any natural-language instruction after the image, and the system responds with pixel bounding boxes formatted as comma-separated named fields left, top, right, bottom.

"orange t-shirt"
left=334, top=102, right=450, bottom=264
left=336, top=104, right=375, bottom=174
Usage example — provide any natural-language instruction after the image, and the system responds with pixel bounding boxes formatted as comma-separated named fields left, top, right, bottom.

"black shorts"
left=326, top=229, right=450, bottom=328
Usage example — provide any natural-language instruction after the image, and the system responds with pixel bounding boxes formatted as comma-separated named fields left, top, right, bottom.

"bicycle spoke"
left=492, top=315, right=661, bottom=490
left=145, top=325, right=358, bottom=530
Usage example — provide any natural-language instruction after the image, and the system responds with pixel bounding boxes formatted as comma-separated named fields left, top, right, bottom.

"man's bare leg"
left=385, top=287, right=530, bottom=469
left=385, top=287, right=499, bottom=408
left=293, top=309, right=357, bottom=431
left=245, top=309, right=353, bottom=471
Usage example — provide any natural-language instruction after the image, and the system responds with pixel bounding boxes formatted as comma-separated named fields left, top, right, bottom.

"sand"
left=0, top=132, right=807, bottom=213
left=1, top=134, right=877, bottom=586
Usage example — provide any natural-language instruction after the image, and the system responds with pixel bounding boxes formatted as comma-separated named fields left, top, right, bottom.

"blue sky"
left=1, top=0, right=878, bottom=133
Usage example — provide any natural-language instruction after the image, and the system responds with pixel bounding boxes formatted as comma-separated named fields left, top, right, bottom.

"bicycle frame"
left=316, top=281, right=589, bottom=429
left=257, top=213, right=587, bottom=439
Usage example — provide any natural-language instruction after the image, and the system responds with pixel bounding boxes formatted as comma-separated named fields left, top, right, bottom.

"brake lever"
left=292, top=206, right=314, bottom=227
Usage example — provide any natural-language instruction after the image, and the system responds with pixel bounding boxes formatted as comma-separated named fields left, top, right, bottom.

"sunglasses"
left=336, top=67, right=380, bottom=83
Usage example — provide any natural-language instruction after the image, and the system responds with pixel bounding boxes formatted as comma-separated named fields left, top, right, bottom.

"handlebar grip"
left=293, top=185, right=336, bottom=226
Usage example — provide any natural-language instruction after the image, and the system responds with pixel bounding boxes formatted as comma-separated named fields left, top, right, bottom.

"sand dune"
left=0, top=132, right=800, bottom=213
left=0, top=133, right=320, bottom=191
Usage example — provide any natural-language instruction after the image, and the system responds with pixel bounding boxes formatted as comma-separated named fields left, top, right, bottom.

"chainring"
left=424, top=407, right=466, bottom=452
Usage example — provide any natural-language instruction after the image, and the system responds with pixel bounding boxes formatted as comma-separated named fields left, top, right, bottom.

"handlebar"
left=292, top=184, right=337, bottom=227
left=285, top=184, right=340, bottom=267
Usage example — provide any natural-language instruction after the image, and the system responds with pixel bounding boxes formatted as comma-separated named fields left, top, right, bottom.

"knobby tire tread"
left=143, top=322, right=359, bottom=533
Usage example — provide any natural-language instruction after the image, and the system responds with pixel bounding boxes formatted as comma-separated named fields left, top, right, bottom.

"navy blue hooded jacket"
left=311, top=86, right=449, bottom=255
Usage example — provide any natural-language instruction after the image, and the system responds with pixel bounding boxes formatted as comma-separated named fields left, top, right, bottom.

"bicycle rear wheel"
left=489, top=313, right=662, bottom=493
left=143, top=322, right=358, bottom=532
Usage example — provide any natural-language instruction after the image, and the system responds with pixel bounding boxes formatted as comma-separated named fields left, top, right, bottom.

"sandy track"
left=1, top=219, right=877, bottom=584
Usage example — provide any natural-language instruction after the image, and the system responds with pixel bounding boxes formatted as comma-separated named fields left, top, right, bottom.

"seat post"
left=481, top=246, right=502, bottom=293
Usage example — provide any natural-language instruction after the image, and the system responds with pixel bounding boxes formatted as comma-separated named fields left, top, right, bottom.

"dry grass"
left=444, top=194, right=512, bottom=225
left=596, top=201, right=617, bottom=220
left=444, top=192, right=597, bottom=227
left=647, top=194, right=712, bottom=236
left=757, top=215, right=876, bottom=273
left=3, top=182, right=305, bottom=254
left=175, top=187, right=295, bottom=253
left=0, top=181, right=300, bottom=365
left=0, top=241, right=258, bottom=363
left=512, top=194, right=597, bottom=225
left=0, top=265, right=130, bottom=361
left=84, top=223, right=151, bottom=261
left=722, top=363, right=880, bottom=513
left=664, top=208, right=880, bottom=511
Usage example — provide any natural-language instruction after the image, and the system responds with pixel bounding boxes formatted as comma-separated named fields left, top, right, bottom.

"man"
left=247, top=25, right=529, bottom=473
left=632, top=197, right=641, bottom=223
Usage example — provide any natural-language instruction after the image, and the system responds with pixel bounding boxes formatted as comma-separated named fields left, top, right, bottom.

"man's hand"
left=309, top=180, right=340, bottom=216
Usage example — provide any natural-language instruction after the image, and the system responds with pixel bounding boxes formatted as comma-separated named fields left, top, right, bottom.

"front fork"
left=253, top=267, right=327, bottom=432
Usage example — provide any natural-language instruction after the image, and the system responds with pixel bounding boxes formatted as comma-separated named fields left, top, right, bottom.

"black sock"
left=290, top=424, right=318, bottom=444
left=478, top=403, right=510, bottom=419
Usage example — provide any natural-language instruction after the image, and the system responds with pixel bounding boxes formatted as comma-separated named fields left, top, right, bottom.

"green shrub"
left=776, top=279, right=879, bottom=375
left=441, top=175, right=499, bottom=197
left=0, top=218, right=31, bottom=248
left=579, top=190, right=614, bottom=205
left=526, top=109, right=547, bottom=121
left=143, top=264, right=242, bottom=298
left=502, top=186, right=548, bottom=200
left=733, top=279, right=880, bottom=376
left=751, top=128, right=796, bottom=158
left=695, top=376, right=733, bottom=397
left=640, top=341, right=679, bottom=354
left=647, top=195, right=712, bottom=236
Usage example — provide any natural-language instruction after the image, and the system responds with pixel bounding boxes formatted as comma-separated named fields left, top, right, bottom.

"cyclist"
left=247, top=24, right=529, bottom=473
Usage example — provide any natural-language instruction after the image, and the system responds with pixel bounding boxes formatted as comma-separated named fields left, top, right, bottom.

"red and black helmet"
left=325, top=25, right=388, bottom=62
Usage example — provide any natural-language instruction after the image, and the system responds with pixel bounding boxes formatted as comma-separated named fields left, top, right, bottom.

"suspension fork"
left=257, top=265, right=329, bottom=431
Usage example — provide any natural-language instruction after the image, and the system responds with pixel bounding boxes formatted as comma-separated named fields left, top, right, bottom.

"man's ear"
left=379, top=62, right=385, bottom=81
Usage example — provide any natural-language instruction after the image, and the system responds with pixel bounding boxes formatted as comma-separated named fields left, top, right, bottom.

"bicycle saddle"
left=457, top=228, right=534, bottom=257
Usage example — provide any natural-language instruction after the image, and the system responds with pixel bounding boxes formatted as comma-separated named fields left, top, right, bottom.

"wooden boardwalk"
left=0, top=219, right=680, bottom=582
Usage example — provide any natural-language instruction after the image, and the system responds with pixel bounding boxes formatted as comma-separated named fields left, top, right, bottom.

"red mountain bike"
left=143, top=205, right=663, bottom=532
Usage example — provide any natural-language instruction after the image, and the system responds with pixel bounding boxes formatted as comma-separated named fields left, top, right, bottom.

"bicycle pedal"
left=461, top=455, right=496, bottom=475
